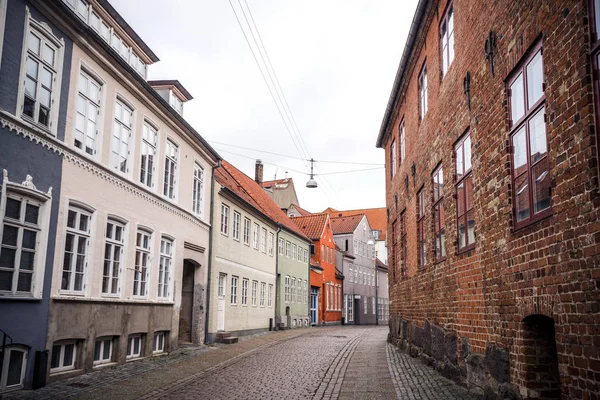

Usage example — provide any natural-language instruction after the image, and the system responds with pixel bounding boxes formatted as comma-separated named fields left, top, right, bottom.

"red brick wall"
left=382, top=0, right=600, bottom=398
left=312, top=224, right=343, bottom=324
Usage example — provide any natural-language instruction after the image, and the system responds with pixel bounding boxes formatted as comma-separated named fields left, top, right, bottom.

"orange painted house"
left=291, top=213, right=343, bottom=325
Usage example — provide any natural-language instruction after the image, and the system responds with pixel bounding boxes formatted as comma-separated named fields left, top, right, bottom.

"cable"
left=317, top=167, right=384, bottom=176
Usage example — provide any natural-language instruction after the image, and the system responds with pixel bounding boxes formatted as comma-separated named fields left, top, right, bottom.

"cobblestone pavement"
left=5, top=326, right=476, bottom=400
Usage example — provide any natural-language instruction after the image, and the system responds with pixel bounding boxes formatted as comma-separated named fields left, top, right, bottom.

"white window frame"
left=0, top=345, right=28, bottom=392
left=192, top=163, right=204, bottom=215
left=153, top=331, right=166, bottom=354
left=101, top=218, right=125, bottom=296
left=268, top=232, right=274, bottom=256
left=111, top=98, right=133, bottom=174
left=0, top=0, right=7, bottom=73
left=400, top=120, right=405, bottom=165
left=252, top=223, right=259, bottom=250
left=158, top=236, right=173, bottom=299
left=17, top=13, right=65, bottom=135
left=286, top=241, right=291, bottom=258
left=278, top=238, right=284, bottom=255
left=217, top=274, right=226, bottom=299
left=243, top=217, right=250, bottom=245
left=326, top=282, right=330, bottom=310
left=50, top=341, right=76, bottom=373
left=241, top=278, right=248, bottom=306
left=231, top=275, right=238, bottom=305
left=220, top=204, right=229, bottom=236
left=93, top=337, right=113, bottom=366
left=163, top=139, right=178, bottom=200
left=292, top=244, right=297, bottom=260
left=260, top=227, right=267, bottom=253
left=74, top=69, right=102, bottom=156
left=284, top=275, right=290, bottom=303
left=251, top=280, right=258, bottom=306
left=419, top=63, right=428, bottom=119
left=260, top=282, right=266, bottom=307
left=391, top=139, right=396, bottom=178
left=268, top=283, right=273, bottom=307
left=291, top=277, right=296, bottom=303
left=0, top=173, right=51, bottom=299
left=134, top=229, right=152, bottom=298
left=232, top=211, right=240, bottom=241
left=126, top=334, right=142, bottom=360
left=140, top=120, right=157, bottom=188
left=346, top=295, right=354, bottom=322
left=61, top=204, right=92, bottom=294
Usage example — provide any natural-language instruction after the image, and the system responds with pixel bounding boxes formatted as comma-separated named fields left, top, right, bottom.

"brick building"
left=376, top=0, right=600, bottom=398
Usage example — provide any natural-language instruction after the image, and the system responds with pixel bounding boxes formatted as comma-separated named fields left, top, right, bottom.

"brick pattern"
left=380, top=0, right=600, bottom=398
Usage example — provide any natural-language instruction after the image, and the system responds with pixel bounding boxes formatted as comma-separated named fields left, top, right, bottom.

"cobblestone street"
left=5, top=327, right=474, bottom=400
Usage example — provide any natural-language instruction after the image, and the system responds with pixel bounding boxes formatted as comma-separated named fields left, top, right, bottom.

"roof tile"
left=290, top=213, right=328, bottom=240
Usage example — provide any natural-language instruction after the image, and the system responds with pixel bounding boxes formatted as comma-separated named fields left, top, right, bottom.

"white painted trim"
left=0, top=0, right=7, bottom=72
left=214, top=256, right=277, bottom=280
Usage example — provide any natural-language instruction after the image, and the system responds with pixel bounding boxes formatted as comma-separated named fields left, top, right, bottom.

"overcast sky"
left=112, top=0, right=416, bottom=212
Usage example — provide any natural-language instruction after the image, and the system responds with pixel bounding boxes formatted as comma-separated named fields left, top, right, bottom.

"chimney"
left=255, top=160, right=263, bottom=184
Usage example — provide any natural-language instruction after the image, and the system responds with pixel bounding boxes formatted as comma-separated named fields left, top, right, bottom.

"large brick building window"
left=391, top=220, right=397, bottom=281
left=391, top=139, right=397, bottom=178
left=432, top=166, right=446, bottom=261
left=419, top=63, right=428, bottom=119
left=508, top=43, right=550, bottom=228
left=455, top=133, right=475, bottom=251
left=440, top=2, right=454, bottom=77
left=417, top=188, right=426, bottom=267
left=400, top=210, right=407, bottom=277
left=399, top=120, right=405, bottom=165
left=589, top=0, right=600, bottom=165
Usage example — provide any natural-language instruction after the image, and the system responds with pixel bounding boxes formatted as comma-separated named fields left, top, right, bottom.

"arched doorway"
left=521, top=315, right=561, bottom=399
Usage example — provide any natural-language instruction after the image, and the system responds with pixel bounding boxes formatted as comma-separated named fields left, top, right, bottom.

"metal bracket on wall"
left=464, top=71, right=471, bottom=110
left=485, top=30, right=497, bottom=76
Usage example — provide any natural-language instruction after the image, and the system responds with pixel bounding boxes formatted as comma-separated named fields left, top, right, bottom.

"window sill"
left=20, top=115, right=55, bottom=137
left=434, top=257, right=447, bottom=265
left=125, top=356, right=144, bottom=363
left=50, top=368, right=80, bottom=377
left=0, top=294, right=42, bottom=301
left=512, top=209, right=553, bottom=233
left=93, top=362, right=117, bottom=369
left=152, top=351, right=168, bottom=357
left=52, top=296, right=175, bottom=306
left=456, top=243, right=476, bottom=256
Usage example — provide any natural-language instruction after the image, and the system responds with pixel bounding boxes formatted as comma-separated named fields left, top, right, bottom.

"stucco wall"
left=276, top=230, right=309, bottom=328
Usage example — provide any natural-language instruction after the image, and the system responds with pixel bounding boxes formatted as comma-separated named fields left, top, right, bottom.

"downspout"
left=274, top=225, right=282, bottom=329
left=204, top=163, right=218, bottom=344
left=375, top=265, right=379, bottom=326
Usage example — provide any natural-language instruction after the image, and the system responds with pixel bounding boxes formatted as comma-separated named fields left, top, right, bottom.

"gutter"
left=375, top=0, right=430, bottom=148
left=203, top=163, right=218, bottom=343
left=274, top=226, right=281, bottom=329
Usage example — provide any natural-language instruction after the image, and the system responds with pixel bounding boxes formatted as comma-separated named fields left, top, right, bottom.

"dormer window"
left=170, top=94, right=183, bottom=115
left=148, top=80, right=193, bottom=118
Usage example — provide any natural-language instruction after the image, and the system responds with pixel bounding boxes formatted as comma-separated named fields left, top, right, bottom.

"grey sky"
left=112, top=0, right=416, bottom=212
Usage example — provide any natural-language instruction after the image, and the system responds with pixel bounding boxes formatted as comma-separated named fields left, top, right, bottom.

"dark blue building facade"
left=0, top=0, right=71, bottom=392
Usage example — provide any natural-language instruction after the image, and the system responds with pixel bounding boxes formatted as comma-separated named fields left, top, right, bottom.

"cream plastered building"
left=206, top=162, right=278, bottom=342
left=43, top=0, right=219, bottom=379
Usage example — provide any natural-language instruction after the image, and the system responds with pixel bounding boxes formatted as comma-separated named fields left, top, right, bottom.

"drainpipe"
left=375, top=265, right=379, bottom=326
left=274, top=225, right=282, bottom=329
left=204, top=163, right=218, bottom=344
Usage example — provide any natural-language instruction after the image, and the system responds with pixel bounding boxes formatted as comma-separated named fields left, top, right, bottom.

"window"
left=74, top=71, right=101, bottom=155
left=61, top=206, right=91, bottom=293
left=268, top=284, right=273, bottom=307
left=251, top=280, right=257, bottom=306
left=346, top=295, right=353, bottom=322
left=163, top=140, right=178, bottom=200
left=417, top=188, right=426, bottom=268
left=455, top=133, right=475, bottom=250
left=220, top=204, right=229, bottom=235
left=231, top=276, right=238, bottom=305
left=303, top=280, right=308, bottom=304
left=364, top=297, right=368, bottom=314
left=50, top=341, right=76, bottom=373
left=590, top=0, right=600, bottom=165
left=232, top=212, right=241, bottom=241
left=372, top=297, right=376, bottom=316
left=0, top=192, right=45, bottom=296
left=286, top=241, right=291, bottom=258
left=321, top=244, right=325, bottom=261
left=21, top=23, right=61, bottom=129
left=261, top=228, right=267, bottom=253
left=140, top=122, right=157, bottom=188
left=353, top=239, right=357, bottom=254
left=134, top=230, right=151, bottom=297
left=508, top=44, right=550, bottom=228
left=268, top=232, right=274, bottom=256
left=260, top=282, right=266, bottom=307
left=0, top=346, right=27, bottom=391
left=284, top=275, right=290, bottom=303
left=326, top=282, right=330, bottom=310
left=126, top=335, right=142, bottom=359
left=292, top=244, right=297, bottom=260
left=399, top=120, right=405, bottom=165
left=241, top=278, right=248, bottom=305
left=102, top=219, right=124, bottom=295
left=158, top=237, right=172, bottom=299
left=349, top=267, right=353, bottom=283
left=419, top=63, right=428, bottom=119
left=278, top=237, right=284, bottom=255
left=252, top=223, right=259, bottom=250
left=303, top=249, right=308, bottom=263
left=298, top=280, right=302, bottom=304
left=432, top=166, right=446, bottom=261
left=391, top=139, right=397, bottom=178
left=440, top=3, right=454, bottom=76
left=291, top=277, right=296, bottom=303
left=192, top=163, right=204, bottom=215
left=111, top=100, right=133, bottom=173
left=153, top=332, right=165, bottom=354
left=217, top=274, right=226, bottom=298
left=298, top=246, right=303, bottom=262
left=93, top=337, right=113, bottom=365
left=243, top=217, right=251, bottom=245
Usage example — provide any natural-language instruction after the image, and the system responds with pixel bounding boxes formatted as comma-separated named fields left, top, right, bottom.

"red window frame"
left=507, top=41, right=551, bottom=230
left=399, top=119, right=405, bottom=166
left=391, top=220, right=398, bottom=282
left=432, top=166, right=446, bottom=262
left=418, top=62, right=428, bottom=120
left=417, top=188, right=427, bottom=268
left=400, top=210, right=407, bottom=278
left=390, top=139, right=397, bottom=178
left=589, top=0, right=600, bottom=172
left=455, top=133, right=475, bottom=253
left=440, top=1, right=454, bottom=77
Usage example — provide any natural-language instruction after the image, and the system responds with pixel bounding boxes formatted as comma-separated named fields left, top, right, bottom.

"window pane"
left=533, top=157, right=551, bottom=214
left=43, top=44, right=55, bottom=66
left=38, top=105, right=49, bottom=126
left=513, top=127, right=527, bottom=177
left=465, top=175, right=474, bottom=211
left=19, top=250, right=35, bottom=271
left=596, top=0, right=600, bottom=40
left=7, top=350, right=25, bottom=386
left=526, top=50, right=544, bottom=107
left=455, top=144, right=463, bottom=178
left=464, top=136, right=472, bottom=171
left=51, top=345, right=61, bottom=368
left=94, top=340, right=101, bottom=361
left=79, top=214, right=89, bottom=232
left=67, top=210, right=77, bottom=229
left=17, top=272, right=32, bottom=292
left=0, top=270, right=12, bottom=290
left=510, top=73, right=525, bottom=124
left=2, top=225, right=18, bottom=246
left=103, top=340, right=111, bottom=359
left=25, top=78, right=37, bottom=100
left=529, top=108, right=547, bottom=164
left=28, top=32, right=41, bottom=55
left=63, top=343, right=74, bottom=367
left=26, top=58, right=39, bottom=79
left=515, top=173, right=530, bottom=222
left=25, top=204, right=39, bottom=225
left=41, top=68, right=53, bottom=89
left=458, top=216, right=466, bottom=249
left=466, top=209, right=475, bottom=245
left=456, top=182, right=465, bottom=217
left=6, top=198, right=21, bottom=220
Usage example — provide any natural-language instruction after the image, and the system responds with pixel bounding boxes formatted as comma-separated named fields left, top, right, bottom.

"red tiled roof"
left=218, top=161, right=310, bottom=242
left=330, top=213, right=364, bottom=235
left=290, top=213, right=328, bottom=240
left=323, top=207, right=387, bottom=240
left=261, top=178, right=291, bottom=188
left=290, top=203, right=311, bottom=216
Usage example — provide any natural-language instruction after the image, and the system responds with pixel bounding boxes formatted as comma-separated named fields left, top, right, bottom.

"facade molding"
left=0, top=113, right=210, bottom=232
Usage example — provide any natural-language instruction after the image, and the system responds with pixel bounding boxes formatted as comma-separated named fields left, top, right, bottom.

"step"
left=216, top=331, right=232, bottom=339
left=219, top=336, right=238, bottom=344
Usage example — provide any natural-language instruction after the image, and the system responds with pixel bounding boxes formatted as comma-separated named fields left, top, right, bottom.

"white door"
left=217, top=274, right=226, bottom=331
